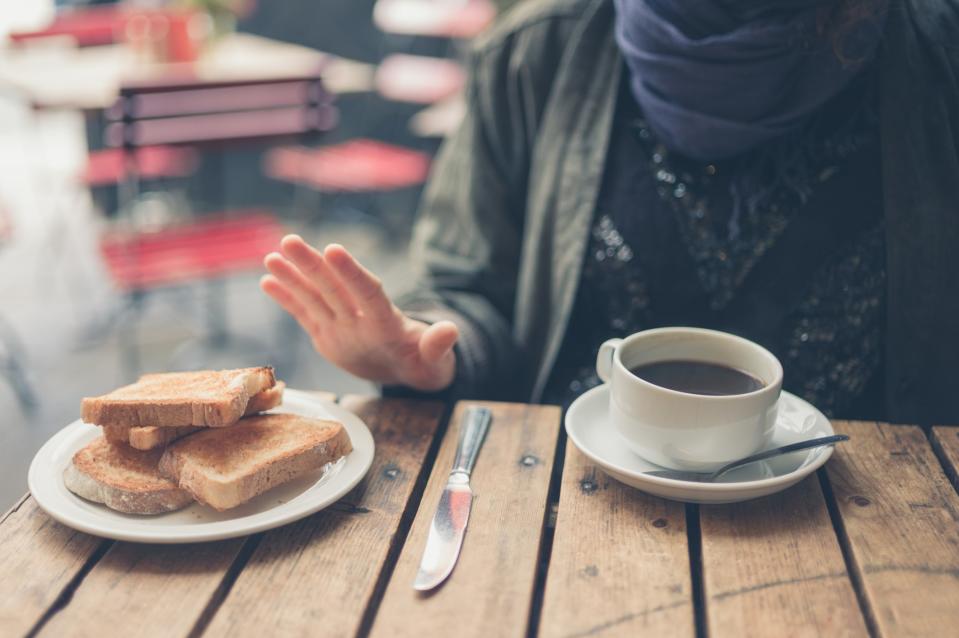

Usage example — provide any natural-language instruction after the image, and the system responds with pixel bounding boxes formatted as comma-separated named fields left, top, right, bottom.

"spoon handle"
left=712, top=434, right=850, bottom=480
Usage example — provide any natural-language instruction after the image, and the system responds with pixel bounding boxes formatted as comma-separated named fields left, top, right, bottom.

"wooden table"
left=0, top=32, right=374, bottom=111
left=3, top=396, right=958, bottom=637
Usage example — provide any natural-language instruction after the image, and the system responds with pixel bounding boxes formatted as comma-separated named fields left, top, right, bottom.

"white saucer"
left=565, top=384, right=835, bottom=504
left=28, top=390, right=375, bottom=543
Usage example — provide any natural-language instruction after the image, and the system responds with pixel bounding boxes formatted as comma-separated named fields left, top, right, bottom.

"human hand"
left=261, top=235, right=458, bottom=391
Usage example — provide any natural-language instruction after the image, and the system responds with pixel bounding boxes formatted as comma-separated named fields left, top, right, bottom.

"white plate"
left=565, top=384, right=836, bottom=504
left=28, top=389, right=374, bottom=543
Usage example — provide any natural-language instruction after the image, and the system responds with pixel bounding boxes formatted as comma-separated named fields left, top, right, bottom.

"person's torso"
left=546, top=67, right=885, bottom=419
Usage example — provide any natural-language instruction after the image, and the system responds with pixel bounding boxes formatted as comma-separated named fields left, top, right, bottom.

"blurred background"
left=0, top=0, right=505, bottom=509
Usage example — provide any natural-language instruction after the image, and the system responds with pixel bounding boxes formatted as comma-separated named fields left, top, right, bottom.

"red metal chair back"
left=102, top=71, right=337, bottom=208
left=105, top=73, right=337, bottom=151
left=264, top=139, right=431, bottom=193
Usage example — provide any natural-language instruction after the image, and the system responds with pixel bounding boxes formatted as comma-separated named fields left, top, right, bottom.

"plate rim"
left=565, top=383, right=835, bottom=493
left=27, top=389, right=374, bottom=543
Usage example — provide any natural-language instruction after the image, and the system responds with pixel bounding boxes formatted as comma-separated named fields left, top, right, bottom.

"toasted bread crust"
left=81, top=367, right=275, bottom=428
left=100, top=382, right=286, bottom=450
left=101, top=423, right=131, bottom=445
left=243, top=381, right=285, bottom=414
left=159, top=414, right=353, bottom=511
left=64, top=437, right=193, bottom=514
left=102, top=424, right=203, bottom=450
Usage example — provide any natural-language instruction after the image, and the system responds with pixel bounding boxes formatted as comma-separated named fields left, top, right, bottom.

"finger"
left=419, top=320, right=459, bottom=363
left=323, top=243, right=394, bottom=320
left=280, top=235, right=358, bottom=318
left=260, top=274, right=324, bottom=337
left=264, top=252, right=335, bottom=321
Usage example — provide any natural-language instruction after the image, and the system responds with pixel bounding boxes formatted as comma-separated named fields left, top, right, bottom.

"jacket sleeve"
left=395, top=44, right=535, bottom=400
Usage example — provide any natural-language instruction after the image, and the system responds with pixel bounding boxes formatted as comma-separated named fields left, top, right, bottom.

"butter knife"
left=413, top=406, right=492, bottom=591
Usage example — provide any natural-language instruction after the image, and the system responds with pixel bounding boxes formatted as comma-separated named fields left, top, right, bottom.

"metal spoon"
left=643, top=434, right=849, bottom=483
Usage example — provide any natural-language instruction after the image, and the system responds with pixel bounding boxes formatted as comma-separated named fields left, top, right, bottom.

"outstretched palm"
left=261, top=235, right=458, bottom=391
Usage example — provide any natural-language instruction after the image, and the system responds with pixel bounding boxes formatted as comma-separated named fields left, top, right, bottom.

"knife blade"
left=413, top=406, right=492, bottom=591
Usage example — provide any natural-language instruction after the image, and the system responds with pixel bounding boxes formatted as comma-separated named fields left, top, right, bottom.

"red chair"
left=102, top=69, right=336, bottom=218
left=263, top=139, right=431, bottom=193
left=263, top=138, right=431, bottom=239
left=81, top=146, right=198, bottom=188
left=100, top=212, right=284, bottom=292
left=98, top=71, right=336, bottom=376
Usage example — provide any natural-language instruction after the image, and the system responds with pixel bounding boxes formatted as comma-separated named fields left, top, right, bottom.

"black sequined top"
left=545, top=68, right=886, bottom=419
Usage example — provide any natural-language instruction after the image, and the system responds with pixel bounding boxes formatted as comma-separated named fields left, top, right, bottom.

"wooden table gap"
left=186, top=533, right=264, bottom=638
left=928, top=427, right=959, bottom=494
left=685, top=504, right=708, bottom=638
left=26, top=539, right=114, bottom=638
left=355, top=401, right=455, bottom=638
left=817, top=469, right=881, bottom=638
left=539, top=446, right=694, bottom=638
left=699, top=475, right=868, bottom=637
left=369, top=401, right=562, bottom=638
left=0, top=494, right=30, bottom=526
left=523, top=428, right=568, bottom=638
left=0, top=491, right=114, bottom=637
left=200, top=395, right=446, bottom=638
left=185, top=390, right=342, bottom=637
left=826, top=421, right=959, bottom=637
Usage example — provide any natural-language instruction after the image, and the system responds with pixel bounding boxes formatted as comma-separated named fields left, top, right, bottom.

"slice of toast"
left=102, top=382, right=287, bottom=450
left=158, top=413, right=352, bottom=511
left=63, top=437, right=194, bottom=514
left=81, top=367, right=276, bottom=428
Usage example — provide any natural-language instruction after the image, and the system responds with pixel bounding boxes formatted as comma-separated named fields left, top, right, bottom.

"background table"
left=0, top=32, right=374, bottom=111
left=2, top=395, right=958, bottom=637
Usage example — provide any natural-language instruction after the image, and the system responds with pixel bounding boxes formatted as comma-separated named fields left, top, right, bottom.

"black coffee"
left=628, top=360, right=764, bottom=396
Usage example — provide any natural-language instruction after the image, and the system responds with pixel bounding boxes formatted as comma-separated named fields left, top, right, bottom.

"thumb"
left=418, top=320, right=459, bottom=363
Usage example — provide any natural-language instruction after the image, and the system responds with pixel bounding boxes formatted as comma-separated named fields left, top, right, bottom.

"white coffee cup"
left=596, top=327, right=783, bottom=471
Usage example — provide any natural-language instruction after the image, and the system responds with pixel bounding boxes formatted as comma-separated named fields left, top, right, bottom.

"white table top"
left=0, top=32, right=375, bottom=110
left=373, top=0, right=495, bottom=38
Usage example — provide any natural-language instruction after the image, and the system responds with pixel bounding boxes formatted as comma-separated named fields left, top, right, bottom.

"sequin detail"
left=588, top=214, right=648, bottom=332
left=783, top=225, right=885, bottom=414
left=634, top=104, right=878, bottom=311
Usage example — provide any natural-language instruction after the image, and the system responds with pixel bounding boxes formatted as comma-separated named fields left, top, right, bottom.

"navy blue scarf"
left=613, top=0, right=885, bottom=161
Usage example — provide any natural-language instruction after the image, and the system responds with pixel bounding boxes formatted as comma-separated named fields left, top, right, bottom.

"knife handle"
left=451, top=407, right=492, bottom=477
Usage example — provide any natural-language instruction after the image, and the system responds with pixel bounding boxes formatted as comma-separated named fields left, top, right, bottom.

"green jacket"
left=401, top=0, right=959, bottom=424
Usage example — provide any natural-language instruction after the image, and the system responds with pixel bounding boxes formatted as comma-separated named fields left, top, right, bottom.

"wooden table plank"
left=930, top=426, right=959, bottom=491
left=539, top=446, right=693, bottom=638
left=826, top=421, right=959, bottom=637
left=202, top=396, right=444, bottom=637
left=33, top=389, right=341, bottom=638
left=369, top=401, right=562, bottom=638
left=0, top=497, right=105, bottom=636
left=39, top=539, right=247, bottom=638
left=700, top=476, right=868, bottom=637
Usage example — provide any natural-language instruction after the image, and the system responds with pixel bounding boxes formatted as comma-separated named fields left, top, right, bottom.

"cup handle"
left=596, top=338, right=623, bottom=384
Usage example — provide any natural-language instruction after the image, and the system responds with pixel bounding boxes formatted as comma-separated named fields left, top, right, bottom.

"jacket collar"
left=523, top=0, right=622, bottom=400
